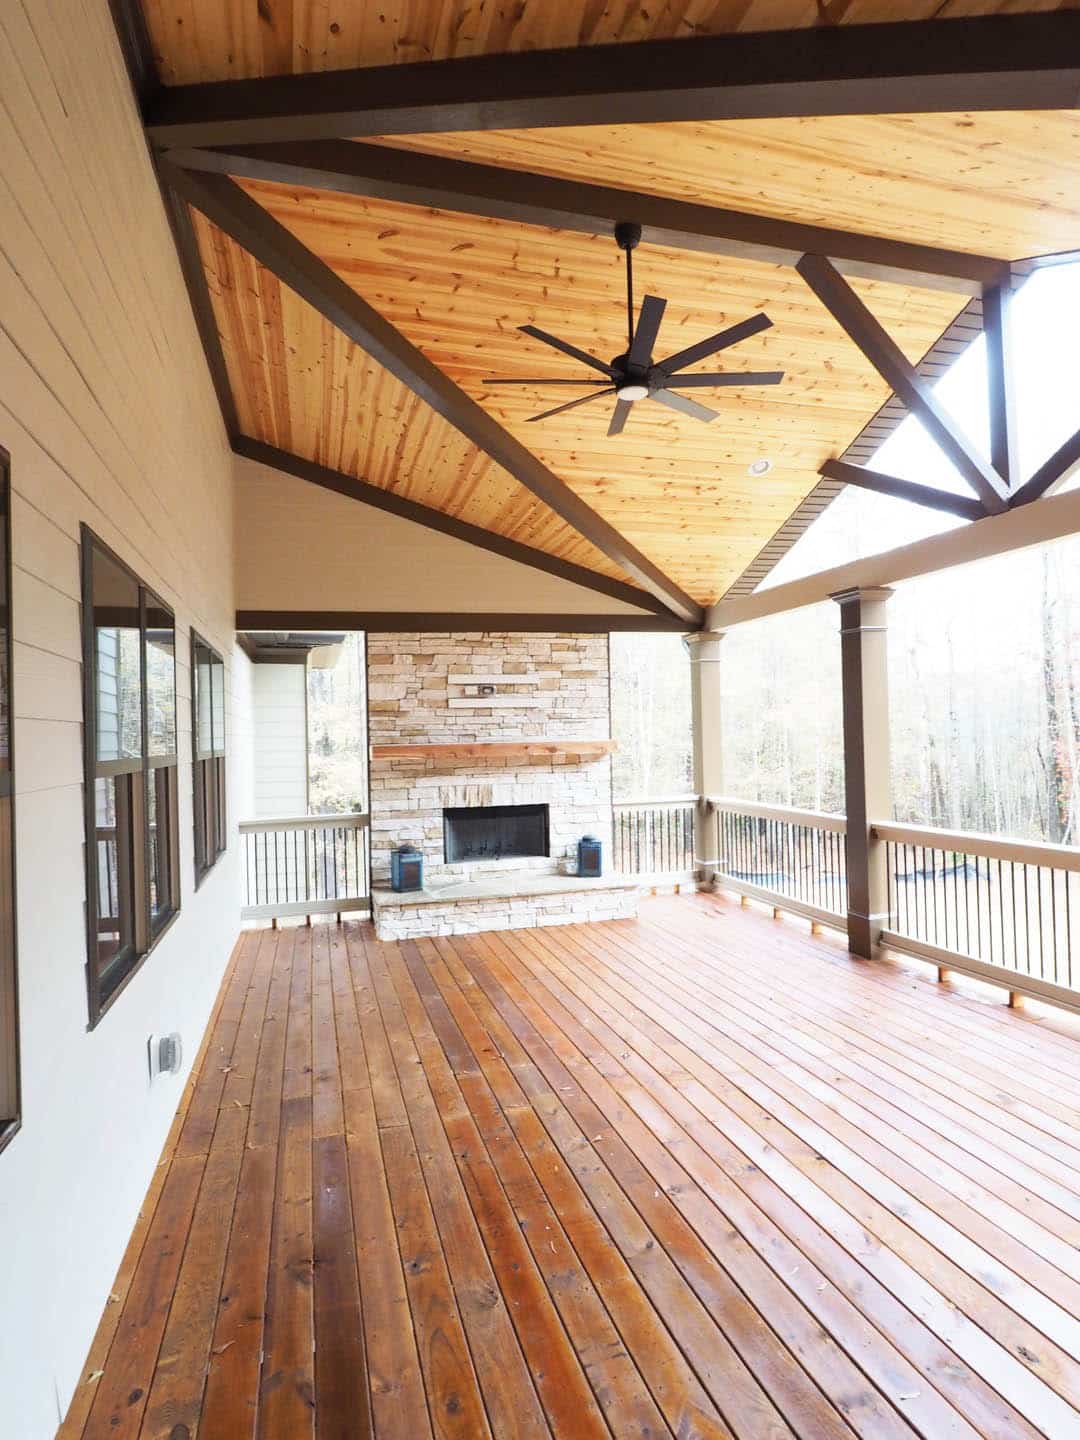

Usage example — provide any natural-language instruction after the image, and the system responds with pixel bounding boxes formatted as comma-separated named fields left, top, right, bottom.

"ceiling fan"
left=483, top=221, right=784, bottom=437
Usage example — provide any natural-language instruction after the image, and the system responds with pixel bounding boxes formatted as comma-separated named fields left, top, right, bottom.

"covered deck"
left=63, top=895, right=1080, bottom=1439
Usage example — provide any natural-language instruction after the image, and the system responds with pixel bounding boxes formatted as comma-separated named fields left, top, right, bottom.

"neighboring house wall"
left=252, top=663, right=309, bottom=817
left=234, top=457, right=661, bottom=619
left=0, top=6, right=238, bottom=1435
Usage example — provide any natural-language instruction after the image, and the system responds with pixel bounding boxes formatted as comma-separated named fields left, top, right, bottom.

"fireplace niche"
left=443, top=803, right=550, bottom=865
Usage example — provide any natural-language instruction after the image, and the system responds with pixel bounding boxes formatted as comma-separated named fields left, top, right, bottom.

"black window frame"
left=81, top=528, right=180, bottom=1027
left=192, top=631, right=227, bottom=886
left=0, top=448, right=20, bottom=1154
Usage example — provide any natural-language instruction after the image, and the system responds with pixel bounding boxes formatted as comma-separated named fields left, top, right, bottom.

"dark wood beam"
left=158, top=177, right=239, bottom=440
left=107, top=0, right=159, bottom=108
left=981, top=277, right=1020, bottom=488
left=1009, top=427, right=1080, bottom=509
left=797, top=254, right=1009, bottom=515
left=144, top=13, right=1080, bottom=148
left=235, top=436, right=674, bottom=617
left=236, top=610, right=690, bottom=634
left=105, top=3, right=238, bottom=442
left=820, top=460, right=985, bottom=522
left=165, top=140, right=1004, bottom=296
left=162, top=163, right=703, bottom=626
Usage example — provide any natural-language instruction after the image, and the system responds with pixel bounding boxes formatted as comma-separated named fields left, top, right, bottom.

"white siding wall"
left=252, top=664, right=309, bottom=818
left=0, top=5, right=239, bottom=1435
left=234, top=457, right=662, bottom=618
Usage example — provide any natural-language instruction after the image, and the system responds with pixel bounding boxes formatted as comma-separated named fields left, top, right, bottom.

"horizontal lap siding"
left=0, top=2, right=239, bottom=1434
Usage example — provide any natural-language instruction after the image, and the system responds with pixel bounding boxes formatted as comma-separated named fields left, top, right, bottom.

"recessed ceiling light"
left=748, top=458, right=773, bottom=476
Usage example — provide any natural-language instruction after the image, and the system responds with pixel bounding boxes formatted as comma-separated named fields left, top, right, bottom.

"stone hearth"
left=371, top=873, right=639, bottom=941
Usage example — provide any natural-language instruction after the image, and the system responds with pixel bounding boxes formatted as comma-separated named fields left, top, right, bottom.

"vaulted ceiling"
left=130, top=1, right=1080, bottom=620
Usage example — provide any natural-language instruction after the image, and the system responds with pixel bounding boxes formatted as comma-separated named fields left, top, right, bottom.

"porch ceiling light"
left=615, top=382, right=649, bottom=402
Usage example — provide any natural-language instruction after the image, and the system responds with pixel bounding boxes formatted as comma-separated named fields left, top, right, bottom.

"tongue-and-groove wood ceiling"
left=142, top=1, right=1075, bottom=84
left=139, top=1, right=1080, bottom=612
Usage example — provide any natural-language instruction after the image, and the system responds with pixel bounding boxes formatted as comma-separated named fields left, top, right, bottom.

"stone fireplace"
left=367, top=631, right=638, bottom=939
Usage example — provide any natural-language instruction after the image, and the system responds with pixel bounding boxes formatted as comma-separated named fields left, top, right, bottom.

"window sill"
left=0, top=1116, right=20, bottom=1158
left=193, top=845, right=227, bottom=893
left=88, top=906, right=183, bottom=1030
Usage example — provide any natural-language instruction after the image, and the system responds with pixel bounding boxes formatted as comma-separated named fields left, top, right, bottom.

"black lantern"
left=390, top=844, right=424, bottom=893
left=577, top=835, right=602, bottom=878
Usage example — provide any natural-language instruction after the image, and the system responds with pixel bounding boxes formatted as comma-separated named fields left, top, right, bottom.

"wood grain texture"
left=370, top=740, right=617, bottom=759
left=215, top=181, right=965, bottom=603
left=64, top=898, right=1080, bottom=1437
left=141, top=0, right=1077, bottom=86
left=375, top=110, right=1080, bottom=264
left=192, top=210, right=631, bottom=586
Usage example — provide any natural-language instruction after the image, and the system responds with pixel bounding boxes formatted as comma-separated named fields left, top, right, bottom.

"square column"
left=832, top=587, right=893, bottom=957
left=685, top=630, right=726, bottom=887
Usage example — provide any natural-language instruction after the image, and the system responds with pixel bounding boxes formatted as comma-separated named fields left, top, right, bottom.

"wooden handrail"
left=613, top=795, right=699, bottom=808
left=239, top=812, right=369, bottom=833
left=706, top=796, right=847, bottom=833
left=871, top=820, right=1080, bottom=873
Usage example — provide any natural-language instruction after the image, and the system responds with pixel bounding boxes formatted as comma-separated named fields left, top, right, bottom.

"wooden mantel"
left=371, top=739, right=617, bottom=761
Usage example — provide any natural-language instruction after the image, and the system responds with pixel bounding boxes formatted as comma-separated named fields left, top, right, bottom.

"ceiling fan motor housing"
left=610, top=351, right=654, bottom=401
left=614, top=220, right=642, bottom=252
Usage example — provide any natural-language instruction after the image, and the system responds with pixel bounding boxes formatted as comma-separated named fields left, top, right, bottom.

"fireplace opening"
left=443, top=803, right=550, bottom=864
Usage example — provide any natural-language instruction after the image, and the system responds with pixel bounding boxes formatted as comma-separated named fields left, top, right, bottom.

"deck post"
left=832, top=586, right=893, bottom=958
left=686, top=630, right=726, bottom=889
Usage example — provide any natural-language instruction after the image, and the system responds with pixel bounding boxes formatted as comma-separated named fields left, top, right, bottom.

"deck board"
left=63, top=895, right=1080, bottom=1440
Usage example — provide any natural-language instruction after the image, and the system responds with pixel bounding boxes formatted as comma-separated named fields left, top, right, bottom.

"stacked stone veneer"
left=368, top=632, right=615, bottom=886
left=373, top=882, right=639, bottom=942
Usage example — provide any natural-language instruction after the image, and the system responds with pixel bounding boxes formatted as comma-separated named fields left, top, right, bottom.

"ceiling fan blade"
left=666, top=370, right=785, bottom=388
left=519, top=325, right=615, bottom=377
left=527, top=388, right=616, bottom=422
left=482, top=377, right=611, bottom=386
left=660, top=313, right=773, bottom=374
left=651, top=388, right=719, bottom=424
left=608, top=400, right=633, bottom=437
left=628, top=294, right=667, bottom=371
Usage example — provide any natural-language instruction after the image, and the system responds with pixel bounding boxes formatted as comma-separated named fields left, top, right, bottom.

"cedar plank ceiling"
left=142, top=0, right=1075, bottom=84
left=375, top=112, right=1080, bottom=263
left=192, top=213, right=628, bottom=581
left=148, top=0, right=1080, bottom=605
left=226, top=180, right=963, bottom=602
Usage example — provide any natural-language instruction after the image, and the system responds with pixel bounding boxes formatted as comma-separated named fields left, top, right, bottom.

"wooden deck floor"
left=61, top=894, right=1080, bottom=1440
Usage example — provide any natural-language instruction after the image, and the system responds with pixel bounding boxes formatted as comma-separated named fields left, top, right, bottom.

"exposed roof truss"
left=112, top=1, right=1080, bottom=622
left=144, top=13, right=1080, bottom=147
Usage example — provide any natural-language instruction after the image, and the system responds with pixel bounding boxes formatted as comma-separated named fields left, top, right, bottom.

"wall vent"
left=148, top=1032, right=183, bottom=1082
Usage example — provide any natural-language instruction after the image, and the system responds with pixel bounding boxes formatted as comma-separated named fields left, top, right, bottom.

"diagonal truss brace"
left=812, top=260, right=1077, bottom=519
left=819, top=461, right=985, bottom=521
left=797, top=254, right=1010, bottom=516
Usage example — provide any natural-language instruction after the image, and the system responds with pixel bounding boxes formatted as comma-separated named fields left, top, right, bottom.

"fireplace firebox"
left=443, top=803, right=550, bottom=864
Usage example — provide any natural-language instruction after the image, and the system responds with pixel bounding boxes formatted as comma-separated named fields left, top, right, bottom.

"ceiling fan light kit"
left=483, top=221, right=785, bottom=437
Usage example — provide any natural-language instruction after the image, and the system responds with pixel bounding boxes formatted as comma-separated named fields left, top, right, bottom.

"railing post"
left=685, top=629, right=727, bottom=889
left=832, top=586, right=893, bottom=958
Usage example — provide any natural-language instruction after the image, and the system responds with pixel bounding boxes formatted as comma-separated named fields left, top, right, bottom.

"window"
left=81, top=530, right=180, bottom=1024
left=192, top=633, right=227, bottom=883
left=0, top=451, right=19, bottom=1150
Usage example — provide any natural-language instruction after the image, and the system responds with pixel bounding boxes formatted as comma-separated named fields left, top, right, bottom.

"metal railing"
left=612, top=797, right=696, bottom=882
left=240, top=813, right=370, bottom=921
left=708, top=797, right=848, bottom=927
left=875, top=821, right=1080, bottom=1006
